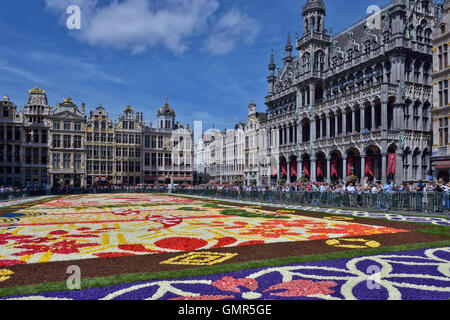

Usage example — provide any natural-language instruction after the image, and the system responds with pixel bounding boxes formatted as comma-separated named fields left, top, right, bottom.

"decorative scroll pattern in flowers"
left=4, top=247, right=450, bottom=300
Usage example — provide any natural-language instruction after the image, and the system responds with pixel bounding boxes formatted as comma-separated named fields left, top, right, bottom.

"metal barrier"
left=2, top=188, right=449, bottom=214
left=173, top=189, right=450, bottom=214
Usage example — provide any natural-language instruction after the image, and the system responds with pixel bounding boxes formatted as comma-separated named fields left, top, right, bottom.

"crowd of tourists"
left=181, top=179, right=450, bottom=194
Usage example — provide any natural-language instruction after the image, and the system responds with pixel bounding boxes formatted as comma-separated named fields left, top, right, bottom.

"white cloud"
left=45, top=0, right=220, bottom=54
left=203, top=8, right=261, bottom=55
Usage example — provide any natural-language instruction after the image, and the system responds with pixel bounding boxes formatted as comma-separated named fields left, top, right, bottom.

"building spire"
left=285, top=33, right=293, bottom=63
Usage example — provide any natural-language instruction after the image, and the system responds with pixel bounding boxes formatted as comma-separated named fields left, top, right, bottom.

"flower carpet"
left=0, top=193, right=449, bottom=300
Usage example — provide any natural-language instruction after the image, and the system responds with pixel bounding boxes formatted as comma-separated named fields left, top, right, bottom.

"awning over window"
left=436, top=160, right=450, bottom=169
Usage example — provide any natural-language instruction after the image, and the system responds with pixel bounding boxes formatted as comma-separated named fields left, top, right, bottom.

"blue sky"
left=0, top=0, right=394, bottom=131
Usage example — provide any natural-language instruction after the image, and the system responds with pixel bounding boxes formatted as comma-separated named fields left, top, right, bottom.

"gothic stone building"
left=264, top=0, right=437, bottom=185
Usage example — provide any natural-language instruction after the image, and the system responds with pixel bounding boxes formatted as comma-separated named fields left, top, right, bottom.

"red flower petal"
left=155, top=237, right=208, bottom=251
left=212, top=276, right=259, bottom=293
left=264, top=280, right=337, bottom=297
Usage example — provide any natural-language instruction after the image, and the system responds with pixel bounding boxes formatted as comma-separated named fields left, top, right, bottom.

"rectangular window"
left=63, top=154, right=71, bottom=169
left=116, top=161, right=122, bottom=172
left=135, top=148, right=141, bottom=158
left=53, top=134, right=61, bottom=148
left=64, top=121, right=71, bottom=130
left=108, top=134, right=114, bottom=143
left=151, top=136, right=157, bottom=148
left=129, top=134, right=135, bottom=144
left=136, top=135, right=141, bottom=145
left=53, top=121, right=61, bottom=130
left=53, top=153, right=60, bottom=169
left=63, top=135, right=71, bottom=148
left=145, top=153, right=150, bottom=166
left=158, top=136, right=163, bottom=149
left=87, top=132, right=92, bottom=142
left=439, top=118, right=449, bottom=146
left=101, top=133, right=106, bottom=142
left=151, top=153, right=157, bottom=166
left=123, top=148, right=128, bottom=158
left=74, top=136, right=82, bottom=149
left=116, top=147, right=121, bottom=158
left=74, top=122, right=82, bottom=131
left=145, top=135, right=150, bottom=148
left=74, top=154, right=82, bottom=169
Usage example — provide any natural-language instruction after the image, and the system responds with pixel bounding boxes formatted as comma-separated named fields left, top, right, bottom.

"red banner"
left=290, top=161, right=298, bottom=178
left=317, top=159, right=324, bottom=178
left=331, top=158, right=339, bottom=178
left=347, top=157, right=355, bottom=176
left=281, top=160, right=288, bottom=177
left=365, top=156, right=374, bottom=177
left=303, top=160, right=310, bottom=178
left=387, top=153, right=397, bottom=176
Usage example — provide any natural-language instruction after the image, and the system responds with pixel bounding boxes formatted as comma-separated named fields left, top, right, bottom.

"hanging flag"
left=387, top=153, right=397, bottom=176
left=347, top=156, right=355, bottom=176
left=365, top=156, right=374, bottom=177
left=281, top=160, right=288, bottom=177
left=271, top=157, right=277, bottom=177
left=331, top=158, right=339, bottom=178
left=291, top=161, right=298, bottom=178
left=317, top=159, right=324, bottom=178
left=303, top=160, right=310, bottom=178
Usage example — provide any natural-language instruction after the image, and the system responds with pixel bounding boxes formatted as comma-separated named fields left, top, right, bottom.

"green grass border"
left=1, top=239, right=450, bottom=298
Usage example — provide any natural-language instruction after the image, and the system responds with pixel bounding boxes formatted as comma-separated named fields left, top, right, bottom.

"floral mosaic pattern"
left=4, top=247, right=450, bottom=300
left=0, top=194, right=407, bottom=267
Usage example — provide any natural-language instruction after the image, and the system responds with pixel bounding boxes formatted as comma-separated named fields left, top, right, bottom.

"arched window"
left=314, top=51, right=325, bottom=71
left=302, top=53, right=311, bottom=72
left=416, top=26, right=423, bottom=42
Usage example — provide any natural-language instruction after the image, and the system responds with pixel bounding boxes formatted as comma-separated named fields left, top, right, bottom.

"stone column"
left=311, top=158, right=317, bottom=183
left=417, top=153, right=423, bottom=182
left=309, top=83, right=316, bottom=106
left=335, top=115, right=339, bottom=137
left=418, top=102, right=424, bottom=131
left=298, top=123, right=303, bottom=143
left=287, top=159, right=291, bottom=184
left=352, top=107, right=356, bottom=134
left=343, top=110, right=347, bottom=135
left=311, top=118, right=316, bottom=142
left=371, top=104, right=376, bottom=131
left=381, top=101, right=388, bottom=131
left=297, top=86, right=303, bottom=109
left=361, top=106, right=366, bottom=132
left=326, top=157, right=331, bottom=184
left=298, top=160, right=303, bottom=179
left=326, top=114, right=331, bottom=139
left=395, top=150, right=404, bottom=185
left=361, top=155, right=366, bottom=183
left=381, top=153, right=387, bottom=184
left=343, top=156, right=347, bottom=181
left=319, top=117, right=324, bottom=139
